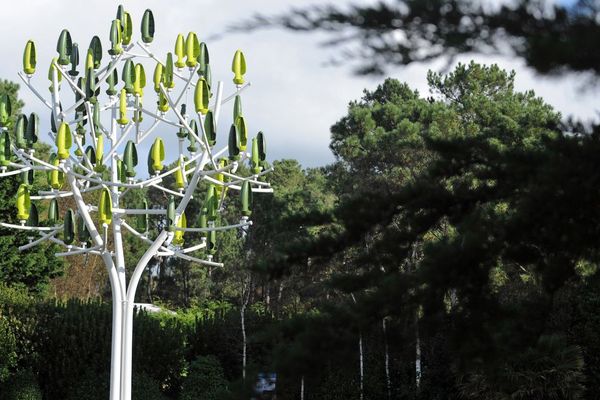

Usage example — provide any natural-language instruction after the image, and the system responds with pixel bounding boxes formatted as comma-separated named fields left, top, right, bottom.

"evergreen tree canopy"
left=234, top=0, right=600, bottom=76
left=265, top=62, right=592, bottom=395
left=0, top=81, right=62, bottom=293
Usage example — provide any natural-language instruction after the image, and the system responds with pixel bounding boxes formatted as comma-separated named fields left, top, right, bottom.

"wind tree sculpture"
left=4, top=5, right=272, bottom=400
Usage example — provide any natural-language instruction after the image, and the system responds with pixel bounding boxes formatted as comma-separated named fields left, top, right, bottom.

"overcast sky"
left=3, top=0, right=597, bottom=168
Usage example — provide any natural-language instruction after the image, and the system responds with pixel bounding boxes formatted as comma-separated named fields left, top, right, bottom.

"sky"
left=3, top=0, right=598, bottom=169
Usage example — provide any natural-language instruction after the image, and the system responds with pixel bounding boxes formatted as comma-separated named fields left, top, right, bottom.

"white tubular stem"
left=84, top=102, right=99, bottom=139
left=98, top=122, right=111, bottom=138
left=68, top=169, right=153, bottom=189
left=213, top=145, right=229, bottom=160
left=181, top=242, right=206, bottom=254
left=74, top=135, right=97, bottom=173
left=18, top=229, right=59, bottom=251
left=149, top=183, right=185, bottom=197
left=12, top=148, right=32, bottom=166
left=123, top=52, right=151, bottom=58
left=106, top=92, right=128, bottom=400
left=196, top=116, right=218, bottom=169
left=8, top=162, right=29, bottom=168
left=62, top=98, right=86, bottom=118
left=159, top=83, right=208, bottom=152
left=136, top=151, right=203, bottom=187
left=55, top=61, right=86, bottom=98
left=174, top=65, right=199, bottom=107
left=69, top=153, right=97, bottom=176
left=0, top=168, right=31, bottom=177
left=16, top=149, right=60, bottom=171
left=213, top=81, right=225, bottom=128
left=97, top=52, right=126, bottom=84
left=184, top=159, right=233, bottom=177
left=176, top=152, right=208, bottom=216
left=31, top=192, right=73, bottom=200
left=55, top=250, right=103, bottom=257
left=81, top=185, right=104, bottom=194
left=67, top=115, right=87, bottom=126
left=136, top=41, right=196, bottom=86
left=18, top=73, right=53, bottom=110
left=121, top=222, right=187, bottom=260
left=51, top=67, right=61, bottom=128
left=136, top=119, right=160, bottom=144
left=119, top=208, right=166, bottom=215
left=248, top=188, right=274, bottom=194
left=135, top=41, right=163, bottom=66
left=102, top=97, right=120, bottom=111
left=70, top=148, right=201, bottom=189
left=120, top=221, right=154, bottom=245
left=173, top=220, right=253, bottom=233
left=171, top=251, right=224, bottom=267
left=220, top=82, right=251, bottom=105
left=221, top=170, right=273, bottom=187
left=203, top=176, right=273, bottom=193
left=122, top=229, right=170, bottom=400
left=55, top=245, right=102, bottom=257
left=66, top=168, right=104, bottom=249
left=48, top=237, right=103, bottom=257
left=0, top=222, right=57, bottom=232
left=104, top=122, right=134, bottom=161
left=139, top=108, right=182, bottom=128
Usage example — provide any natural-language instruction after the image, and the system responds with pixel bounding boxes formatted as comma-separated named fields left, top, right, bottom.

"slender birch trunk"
left=241, top=303, right=247, bottom=381
left=241, top=274, right=252, bottom=381
left=415, top=310, right=421, bottom=392
left=300, top=376, right=305, bottom=400
left=359, top=332, right=364, bottom=400
left=351, top=294, right=364, bottom=400
left=383, top=318, right=391, bottom=399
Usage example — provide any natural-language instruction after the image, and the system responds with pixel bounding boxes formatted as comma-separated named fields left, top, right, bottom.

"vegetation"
left=1, top=22, right=599, bottom=399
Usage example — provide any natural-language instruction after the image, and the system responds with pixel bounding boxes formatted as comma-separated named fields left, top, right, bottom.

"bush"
left=66, top=371, right=167, bottom=400
left=2, top=369, right=42, bottom=400
left=181, top=356, right=229, bottom=400
left=133, top=373, right=169, bottom=400
left=0, top=315, right=16, bottom=382
left=0, top=284, right=36, bottom=376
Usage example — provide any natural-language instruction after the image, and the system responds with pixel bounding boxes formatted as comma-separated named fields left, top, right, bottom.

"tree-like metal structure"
left=2, top=5, right=272, bottom=400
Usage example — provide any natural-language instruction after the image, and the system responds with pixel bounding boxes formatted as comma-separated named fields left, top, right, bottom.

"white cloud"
left=2, top=0, right=597, bottom=171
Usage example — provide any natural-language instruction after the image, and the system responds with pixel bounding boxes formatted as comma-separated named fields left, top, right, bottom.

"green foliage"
left=0, top=81, right=62, bottom=293
left=0, top=315, right=16, bottom=382
left=180, top=356, right=229, bottom=400
left=2, top=369, right=42, bottom=400
left=66, top=371, right=167, bottom=400
left=458, top=335, right=585, bottom=400
left=254, top=62, right=599, bottom=398
left=133, top=373, right=170, bottom=400
left=0, top=80, right=24, bottom=128
left=133, top=310, right=187, bottom=395
left=0, top=284, right=36, bottom=377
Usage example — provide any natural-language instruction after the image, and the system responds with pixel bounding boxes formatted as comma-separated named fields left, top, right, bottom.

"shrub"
left=2, top=369, right=42, bottom=400
left=0, top=315, right=16, bottom=382
left=181, top=355, right=229, bottom=400
left=66, top=371, right=167, bottom=400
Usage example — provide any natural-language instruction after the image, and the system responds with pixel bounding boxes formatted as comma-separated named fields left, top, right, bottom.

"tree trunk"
left=241, top=303, right=247, bottom=381
left=415, top=311, right=421, bottom=393
left=351, top=294, right=364, bottom=400
left=241, top=274, right=252, bottom=381
left=300, top=376, right=305, bottom=400
left=359, top=332, right=364, bottom=400
left=383, top=318, right=391, bottom=400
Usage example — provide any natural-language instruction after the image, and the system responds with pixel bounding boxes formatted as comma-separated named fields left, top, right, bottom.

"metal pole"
left=122, top=229, right=170, bottom=400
